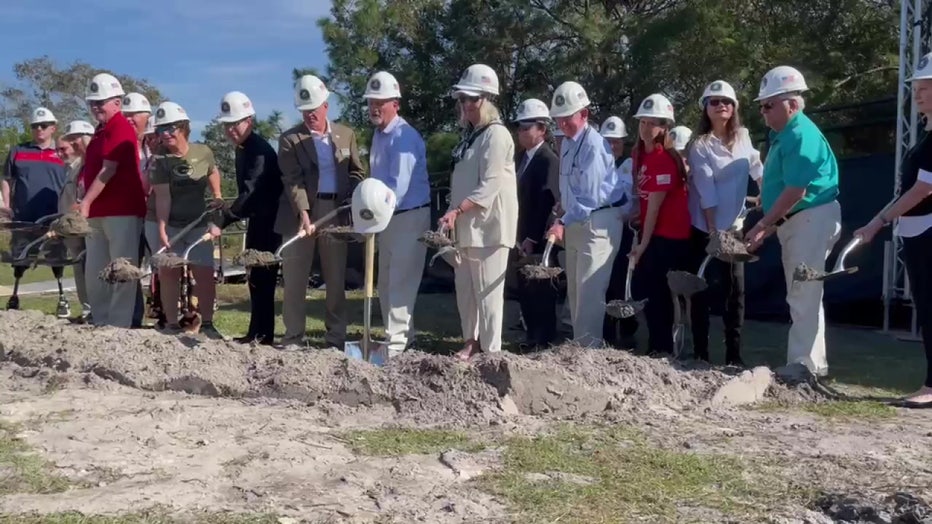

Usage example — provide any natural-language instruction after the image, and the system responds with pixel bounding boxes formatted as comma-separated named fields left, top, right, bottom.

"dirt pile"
left=49, top=211, right=92, bottom=237
left=812, top=492, right=931, bottom=523
left=233, top=248, right=280, bottom=267
left=0, top=310, right=830, bottom=426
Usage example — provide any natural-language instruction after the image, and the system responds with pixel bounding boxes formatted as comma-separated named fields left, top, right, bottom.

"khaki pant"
left=378, top=207, right=429, bottom=355
left=776, top=200, right=841, bottom=375
left=453, top=246, right=509, bottom=352
left=565, top=207, right=622, bottom=347
left=85, top=216, right=143, bottom=328
left=281, top=199, right=347, bottom=346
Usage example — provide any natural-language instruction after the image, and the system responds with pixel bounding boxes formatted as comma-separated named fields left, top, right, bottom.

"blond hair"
left=458, top=98, right=501, bottom=128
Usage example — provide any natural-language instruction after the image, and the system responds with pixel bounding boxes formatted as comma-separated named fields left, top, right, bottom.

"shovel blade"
left=343, top=339, right=388, bottom=367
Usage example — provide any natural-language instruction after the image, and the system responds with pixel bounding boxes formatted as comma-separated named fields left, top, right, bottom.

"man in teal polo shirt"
left=745, top=65, right=841, bottom=377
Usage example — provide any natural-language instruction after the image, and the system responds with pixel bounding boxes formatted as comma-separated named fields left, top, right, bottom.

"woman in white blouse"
left=686, top=80, right=762, bottom=366
left=438, top=63, right=518, bottom=362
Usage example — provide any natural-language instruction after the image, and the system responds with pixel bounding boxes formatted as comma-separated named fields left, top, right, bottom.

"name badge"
left=340, top=147, right=350, bottom=157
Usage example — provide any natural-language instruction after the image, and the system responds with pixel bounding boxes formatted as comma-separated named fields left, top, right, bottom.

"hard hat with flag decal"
left=634, top=93, right=675, bottom=123
left=754, top=66, right=808, bottom=101
left=670, top=126, right=692, bottom=151
left=153, top=101, right=189, bottom=126
left=351, top=178, right=397, bottom=234
left=699, top=80, right=738, bottom=107
left=513, top=98, right=551, bottom=122
left=600, top=116, right=627, bottom=138
left=30, top=107, right=57, bottom=125
left=122, top=92, right=151, bottom=114
left=909, top=51, right=932, bottom=81
left=363, top=71, right=402, bottom=100
left=451, top=64, right=499, bottom=97
left=294, top=75, right=330, bottom=111
left=218, top=91, right=256, bottom=123
left=62, top=120, right=95, bottom=137
left=85, top=73, right=125, bottom=101
left=550, top=81, right=590, bottom=118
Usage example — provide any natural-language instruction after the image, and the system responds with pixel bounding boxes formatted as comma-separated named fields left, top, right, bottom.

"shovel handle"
left=831, top=236, right=863, bottom=273
left=624, top=263, right=635, bottom=302
left=697, top=254, right=713, bottom=279
left=182, top=232, right=213, bottom=261
left=541, top=234, right=556, bottom=268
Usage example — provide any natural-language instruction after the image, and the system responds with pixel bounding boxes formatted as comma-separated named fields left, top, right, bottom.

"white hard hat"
left=218, top=91, right=256, bottom=123
left=294, top=75, right=330, bottom=111
left=699, top=80, right=738, bottom=106
left=755, top=66, right=808, bottom=101
left=363, top=71, right=402, bottom=100
left=85, top=73, right=125, bottom=101
left=30, top=107, right=57, bottom=125
left=600, top=116, right=627, bottom=138
left=145, top=118, right=155, bottom=135
left=153, top=101, right=189, bottom=126
left=62, top=120, right=95, bottom=137
left=122, top=92, right=151, bottom=114
left=513, top=98, right=551, bottom=122
left=451, top=64, right=499, bottom=97
left=670, top=126, right=692, bottom=151
left=550, top=81, right=590, bottom=118
left=351, top=178, right=397, bottom=234
left=909, top=52, right=932, bottom=81
left=634, top=94, right=676, bottom=123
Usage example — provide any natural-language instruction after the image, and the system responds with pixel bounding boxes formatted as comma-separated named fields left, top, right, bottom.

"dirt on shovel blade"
left=319, top=225, right=364, bottom=243
left=99, top=257, right=146, bottom=283
left=667, top=270, right=708, bottom=296
left=234, top=248, right=281, bottom=267
left=606, top=299, right=646, bottom=319
left=0, top=207, right=11, bottom=222
left=707, top=229, right=752, bottom=259
left=49, top=211, right=92, bottom=237
left=419, top=230, right=454, bottom=249
left=519, top=264, right=563, bottom=280
left=793, top=263, right=824, bottom=282
left=151, top=252, right=186, bottom=269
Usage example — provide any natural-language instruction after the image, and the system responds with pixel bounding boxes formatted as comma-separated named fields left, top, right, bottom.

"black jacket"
left=516, top=143, right=558, bottom=252
left=221, top=131, right=284, bottom=228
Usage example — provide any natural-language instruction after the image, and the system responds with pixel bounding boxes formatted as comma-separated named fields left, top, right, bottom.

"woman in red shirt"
left=629, top=94, right=691, bottom=356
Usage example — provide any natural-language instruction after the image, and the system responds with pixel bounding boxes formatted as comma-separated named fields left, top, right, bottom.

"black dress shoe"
left=725, top=356, right=746, bottom=367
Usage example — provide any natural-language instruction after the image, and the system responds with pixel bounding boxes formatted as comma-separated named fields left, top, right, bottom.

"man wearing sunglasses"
left=79, top=73, right=147, bottom=328
left=744, top=66, right=841, bottom=378
left=0, top=107, right=68, bottom=310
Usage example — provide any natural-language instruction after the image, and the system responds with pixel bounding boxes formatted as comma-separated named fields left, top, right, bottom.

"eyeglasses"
left=30, top=123, right=52, bottom=130
left=759, top=101, right=781, bottom=112
left=156, top=124, right=179, bottom=135
left=456, top=95, right=481, bottom=104
left=707, top=98, right=734, bottom=107
left=55, top=147, right=69, bottom=154
left=88, top=99, right=112, bottom=108
left=518, top=123, right=538, bottom=132
left=222, top=118, right=249, bottom=130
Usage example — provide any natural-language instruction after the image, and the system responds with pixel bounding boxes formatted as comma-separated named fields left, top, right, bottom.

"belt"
left=316, top=192, right=339, bottom=201
left=773, top=210, right=800, bottom=227
left=393, top=203, right=430, bottom=216
left=594, top=197, right=627, bottom=213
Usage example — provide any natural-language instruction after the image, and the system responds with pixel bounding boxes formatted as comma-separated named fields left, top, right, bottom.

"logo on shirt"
left=656, top=174, right=672, bottom=185
left=172, top=161, right=193, bottom=177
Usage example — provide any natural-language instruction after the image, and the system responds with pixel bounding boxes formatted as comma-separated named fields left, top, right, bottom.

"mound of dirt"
left=234, top=248, right=280, bottom=267
left=49, top=211, right=92, bottom=237
left=0, top=310, right=833, bottom=426
left=812, top=491, right=931, bottom=523
left=99, top=257, right=146, bottom=283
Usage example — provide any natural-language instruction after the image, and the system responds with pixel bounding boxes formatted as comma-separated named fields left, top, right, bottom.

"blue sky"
left=0, top=0, right=338, bottom=139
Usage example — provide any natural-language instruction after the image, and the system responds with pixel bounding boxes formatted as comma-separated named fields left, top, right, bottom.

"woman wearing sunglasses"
left=685, top=80, right=763, bottom=366
left=438, top=63, right=518, bottom=362
left=629, top=94, right=692, bottom=356
left=150, top=102, right=224, bottom=338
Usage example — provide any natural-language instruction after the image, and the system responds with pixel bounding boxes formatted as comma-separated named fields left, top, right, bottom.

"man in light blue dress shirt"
left=364, top=71, right=432, bottom=357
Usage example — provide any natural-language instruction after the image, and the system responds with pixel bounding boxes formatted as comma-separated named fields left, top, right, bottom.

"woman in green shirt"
left=151, top=102, right=223, bottom=338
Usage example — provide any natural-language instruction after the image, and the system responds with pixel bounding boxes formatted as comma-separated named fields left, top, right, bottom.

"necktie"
left=517, top=155, right=529, bottom=177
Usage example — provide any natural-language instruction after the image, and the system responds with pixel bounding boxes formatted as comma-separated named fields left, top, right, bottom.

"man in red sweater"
left=78, top=72, right=147, bottom=328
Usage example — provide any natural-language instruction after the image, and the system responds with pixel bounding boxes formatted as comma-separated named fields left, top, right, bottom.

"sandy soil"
left=2, top=309, right=932, bottom=523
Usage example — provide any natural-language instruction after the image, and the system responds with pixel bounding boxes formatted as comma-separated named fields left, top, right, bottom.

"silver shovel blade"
left=344, top=339, right=389, bottom=366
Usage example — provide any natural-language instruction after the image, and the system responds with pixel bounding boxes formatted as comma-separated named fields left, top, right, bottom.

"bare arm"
left=154, top=184, right=171, bottom=244
left=639, top=191, right=667, bottom=248
left=1, top=179, right=9, bottom=209
left=208, top=166, right=222, bottom=199
left=81, top=160, right=119, bottom=208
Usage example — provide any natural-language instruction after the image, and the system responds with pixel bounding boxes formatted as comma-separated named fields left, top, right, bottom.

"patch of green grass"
left=478, top=425, right=806, bottom=522
left=0, top=510, right=281, bottom=524
left=341, top=428, right=486, bottom=456
left=753, top=400, right=898, bottom=421
left=0, top=420, right=71, bottom=495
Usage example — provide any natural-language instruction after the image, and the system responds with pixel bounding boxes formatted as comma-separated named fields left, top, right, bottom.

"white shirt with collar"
left=309, top=121, right=338, bottom=194
left=520, top=141, right=544, bottom=177
left=687, top=128, right=763, bottom=232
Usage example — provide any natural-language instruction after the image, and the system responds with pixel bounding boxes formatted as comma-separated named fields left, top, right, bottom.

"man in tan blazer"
left=274, top=74, right=366, bottom=349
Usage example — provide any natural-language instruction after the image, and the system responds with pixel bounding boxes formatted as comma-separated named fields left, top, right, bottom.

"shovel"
left=343, top=232, right=388, bottom=366
left=236, top=205, right=351, bottom=269
left=420, top=224, right=456, bottom=267
left=519, top=234, right=563, bottom=280
left=174, top=231, right=216, bottom=334
left=793, top=236, right=863, bottom=283
left=606, top=230, right=647, bottom=319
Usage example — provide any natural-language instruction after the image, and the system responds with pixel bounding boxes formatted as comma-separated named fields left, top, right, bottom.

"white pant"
left=564, top=208, right=622, bottom=347
left=777, top=200, right=841, bottom=374
left=85, top=216, right=143, bottom=328
left=377, top=207, right=429, bottom=355
left=453, top=246, right=509, bottom=352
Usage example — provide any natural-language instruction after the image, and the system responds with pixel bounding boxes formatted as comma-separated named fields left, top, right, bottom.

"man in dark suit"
left=275, top=75, right=366, bottom=349
left=513, top=99, right=559, bottom=350
left=216, top=91, right=284, bottom=345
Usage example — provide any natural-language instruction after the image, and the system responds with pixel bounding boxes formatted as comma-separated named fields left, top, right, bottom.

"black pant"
left=604, top=227, right=639, bottom=347
left=687, top=227, right=745, bottom=362
left=12, top=265, right=63, bottom=280
left=632, top=236, right=690, bottom=354
left=245, top=215, right=281, bottom=339
left=131, top=231, right=146, bottom=327
left=903, top=228, right=932, bottom=388
left=517, top=258, right=557, bottom=347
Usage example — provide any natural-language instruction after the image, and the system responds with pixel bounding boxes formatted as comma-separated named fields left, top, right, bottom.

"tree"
left=0, top=56, right=163, bottom=128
